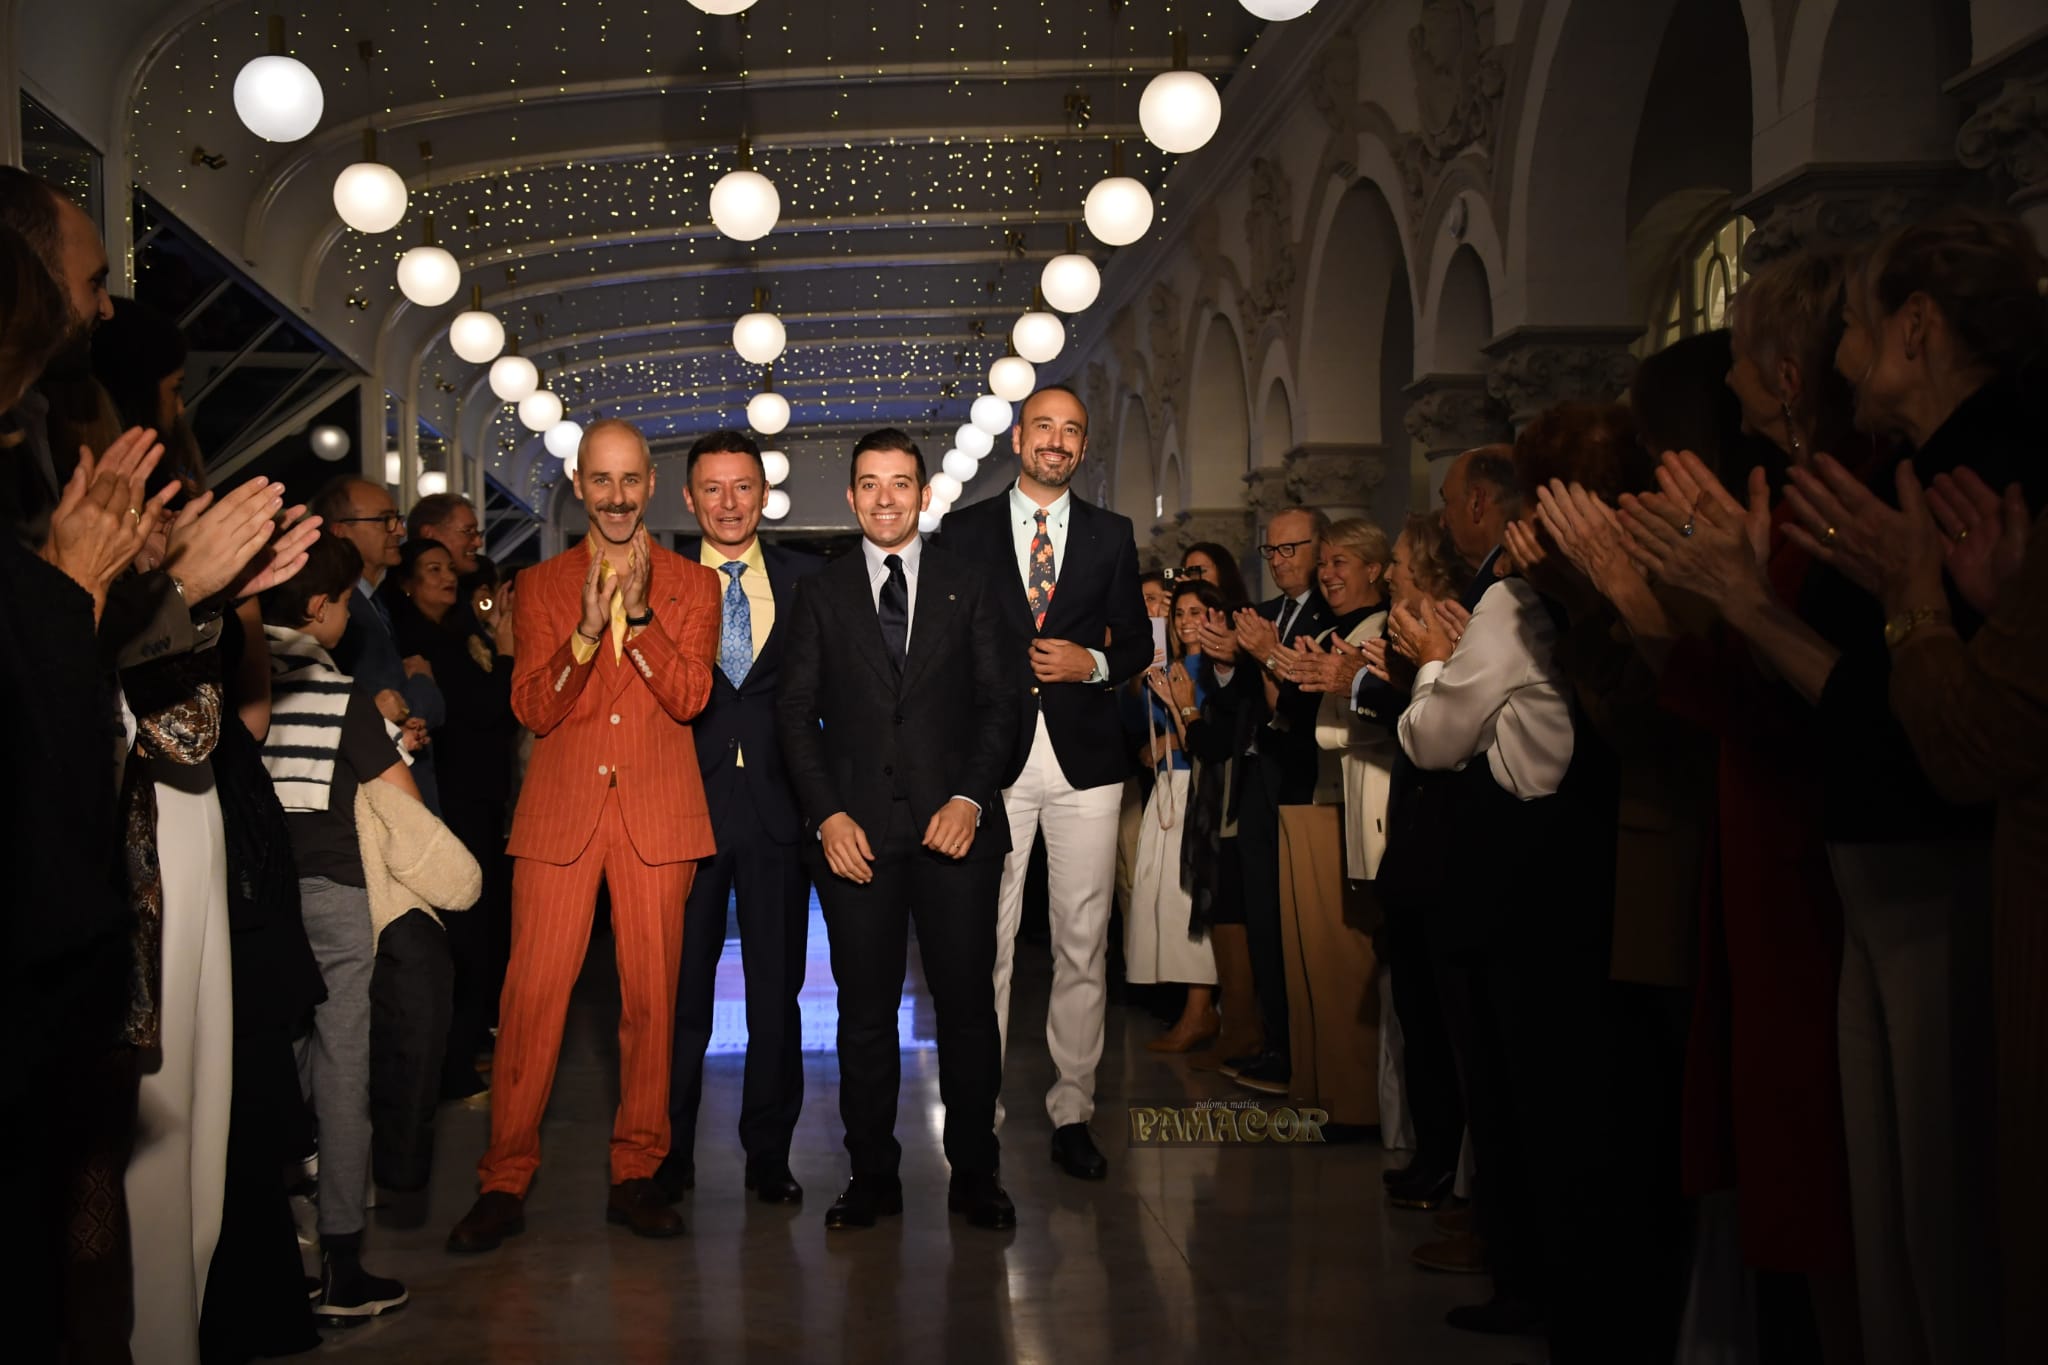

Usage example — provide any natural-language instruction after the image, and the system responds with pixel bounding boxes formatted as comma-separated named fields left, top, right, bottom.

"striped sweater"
left=261, top=626, right=356, bottom=812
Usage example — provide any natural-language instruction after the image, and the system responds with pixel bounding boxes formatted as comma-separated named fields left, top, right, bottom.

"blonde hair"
left=1322, top=517, right=1391, bottom=569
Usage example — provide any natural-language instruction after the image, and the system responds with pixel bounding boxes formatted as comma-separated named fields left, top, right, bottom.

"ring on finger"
left=1679, top=519, right=1696, bottom=538
left=1956, top=527, right=1970, bottom=542
left=1824, top=525, right=1838, bottom=541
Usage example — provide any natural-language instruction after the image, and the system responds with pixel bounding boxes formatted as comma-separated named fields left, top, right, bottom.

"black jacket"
left=1246, top=589, right=1337, bottom=805
left=939, top=489, right=1151, bottom=791
left=776, top=543, right=1017, bottom=859
left=677, top=537, right=825, bottom=845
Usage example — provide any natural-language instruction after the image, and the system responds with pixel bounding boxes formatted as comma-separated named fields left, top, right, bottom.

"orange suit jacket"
left=506, top=538, right=722, bottom=867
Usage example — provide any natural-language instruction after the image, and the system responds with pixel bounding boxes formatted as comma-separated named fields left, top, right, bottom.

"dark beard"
left=40, top=322, right=94, bottom=382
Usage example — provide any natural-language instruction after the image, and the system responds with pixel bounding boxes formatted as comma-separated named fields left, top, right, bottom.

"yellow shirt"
left=568, top=535, right=636, bottom=664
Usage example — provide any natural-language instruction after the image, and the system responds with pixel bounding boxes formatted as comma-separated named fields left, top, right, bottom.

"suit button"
left=598, top=764, right=609, bottom=776
left=883, top=764, right=894, bottom=777
left=610, top=713, right=621, bottom=725
left=894, top=710, right=904, bottom=725
left=1031, top=686, right=1041, bottom=696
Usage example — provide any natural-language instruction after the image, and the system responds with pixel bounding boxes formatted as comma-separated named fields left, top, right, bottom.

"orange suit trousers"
left=479, top=788, right=694, bottom=1194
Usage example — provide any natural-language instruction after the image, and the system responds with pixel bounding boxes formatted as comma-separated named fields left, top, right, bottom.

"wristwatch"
left=1883, top=606, right=1949, bottom=649
left=1263, top=654, right=1281, bottom=674
left=1178, top=705, right=1199, bottom=721
left=625, top=608, right=654, bottom=628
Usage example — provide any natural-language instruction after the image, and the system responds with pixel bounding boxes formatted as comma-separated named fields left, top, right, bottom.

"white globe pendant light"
left=733, top=307, right=786, bottom=366
left=489, top=337, right=539, bottom=403
left=384, top=450, right=403, bottom=486
left=955, top=423, right=995, bottom=460
left=308, top=424, right=350, bottom=461
left=970, top=393, right=1012, bottom=435
left=1012, top=297, right=1066, bottom=365
left=544, top=419, right=583, bottom=460
left=918, top=509, right=944, bottom=535
left=747, top=366, right=790, bottom=436
left=333, top=131, right=408, bottom=233
left=762, top=488, right=792, bottom=521
left=518, top=387, right=563, bottom=433
left=1139, top=35, right=1222, bottom=155
left=929, top=472, right=964, bottom=507
left=1039, top=236, right=1102, bottom=314
left=941, top=448, right=979, bottom=484
left=396, top=215, right=460, bottom=308
left=1239, top=0, right=1320, bottom=19
left=760, top=450, right=790, bottom=486
left=448, top=285, right=505, bottom=364
left=1085, top=175, right=1154, bottom=248
left=234, top=17, right=324, bottom=143
left=989, top=352, right=1037, bottom=403
left=417, top=469, right=449, bottom=497
left=710, top=136, right=780, bottom=242
left=689, top=0, right=758, bottom=13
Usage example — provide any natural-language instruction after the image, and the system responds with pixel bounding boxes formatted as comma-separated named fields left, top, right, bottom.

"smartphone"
left=1150, top=616, right=1168, bottom=670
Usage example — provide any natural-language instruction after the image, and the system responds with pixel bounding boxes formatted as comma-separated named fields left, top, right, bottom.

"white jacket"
left=355, top=779, right=481, bottom=945
left=1312, top=610, right=1397, bottom=880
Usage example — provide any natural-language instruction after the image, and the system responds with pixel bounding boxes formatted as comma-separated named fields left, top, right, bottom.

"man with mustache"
left=447, top=419, right=722, bottom=1250
left=940, top=385, right=1150, bottom=1181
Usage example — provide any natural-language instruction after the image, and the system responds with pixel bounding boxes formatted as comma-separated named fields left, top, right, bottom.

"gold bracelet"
left=1883, top=606, right=1950, bottom=649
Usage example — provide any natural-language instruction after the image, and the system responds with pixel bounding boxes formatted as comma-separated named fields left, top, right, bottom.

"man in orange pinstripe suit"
left=448, top=419, right=722, bottom=1249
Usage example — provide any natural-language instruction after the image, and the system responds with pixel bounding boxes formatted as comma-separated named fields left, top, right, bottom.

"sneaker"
left=316, top=1254, right=409, bottom=1325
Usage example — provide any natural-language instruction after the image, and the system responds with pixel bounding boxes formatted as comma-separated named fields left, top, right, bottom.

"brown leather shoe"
left=446, top=1190, right=525, bottom=1254
left=607, top=1178, right=685, bottom=1238
left=1410, top=1231, right=1487, bottom=1274
left=1433, top=1200, right=1474, bottom=1236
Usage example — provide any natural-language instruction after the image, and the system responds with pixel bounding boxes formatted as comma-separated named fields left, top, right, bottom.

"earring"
left=1780, top=400, right=1802, bottom=461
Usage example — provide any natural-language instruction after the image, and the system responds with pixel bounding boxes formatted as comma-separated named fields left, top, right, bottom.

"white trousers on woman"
left=127, top=765, right=233, bottom=1365
left=1123, top=769, right=1215, bottom=985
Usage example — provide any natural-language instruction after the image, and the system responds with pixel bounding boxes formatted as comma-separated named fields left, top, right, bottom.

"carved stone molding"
left=1244, top=156, right=1297, bottom=343
left=1309, top=26, right=1361, bottom=137
left=1284, top=443, right=1389, bottom=518
left=1738, top=165, right=1968, bottom=272
left=1482, top=328, right=1641, bottom=429
left=1146, top=507, right=1254, bottom=569
left=1409, top=0, right=1505, bottom=164
left=1243, top=464, right=1293, bottom=522
left=1958, top=74, right=2048, bottom=205
left=1403, top=372, right=1509, bottom=461
left=1146, top=280, right=1187, bottom=436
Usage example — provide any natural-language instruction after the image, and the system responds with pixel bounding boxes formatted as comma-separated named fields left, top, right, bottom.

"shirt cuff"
left=1349, top=668, right=1368, bottom=708
left=1413, top=659, right=1447, bottom=689
left=569, top=629, right=601, bottom=665
left=1086, top=648, right=1108, bottom=685
left=951, top=795, right=983, bottom=825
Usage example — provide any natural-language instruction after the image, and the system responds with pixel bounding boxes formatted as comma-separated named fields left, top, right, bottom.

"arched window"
left=1646, top=213, right=1753, bottom=353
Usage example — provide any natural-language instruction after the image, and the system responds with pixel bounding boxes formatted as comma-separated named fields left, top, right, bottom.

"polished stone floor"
left=307, top=905, right=1533, bottom=1363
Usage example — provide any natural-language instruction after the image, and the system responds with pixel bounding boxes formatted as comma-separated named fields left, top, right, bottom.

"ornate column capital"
left=1482, top=327, right=1640, bottom=430
left=1243, top=465, right=1294, bottom=523
left=1958, top=74, right=2048, bottom=208
left=1737, top=163, right=1970, bottom=272
left=1145, top=507, right=1254, bottom=569
left=1403, top=371, right=1509, bottom=462
left=1283, top=443, right=1388, bottom=520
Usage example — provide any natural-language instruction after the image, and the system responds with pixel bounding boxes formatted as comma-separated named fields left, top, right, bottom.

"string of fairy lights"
left=208, top=0, right=1322, bottom=521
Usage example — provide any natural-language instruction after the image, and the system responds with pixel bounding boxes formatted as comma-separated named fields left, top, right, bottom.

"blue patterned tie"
left=719, top=561, right=752, bottom=688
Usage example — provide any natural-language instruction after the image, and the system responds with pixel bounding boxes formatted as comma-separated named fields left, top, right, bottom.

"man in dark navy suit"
left=656, top=430, right=823, bottom=1206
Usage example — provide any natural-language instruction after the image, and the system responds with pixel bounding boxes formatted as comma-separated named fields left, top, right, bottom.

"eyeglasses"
left=1258, top=538, right=1313, bottom=560
left=335, top=512, right=403, bottom=531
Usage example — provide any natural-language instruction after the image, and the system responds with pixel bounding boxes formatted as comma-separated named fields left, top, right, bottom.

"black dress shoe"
left=947, top=1172, right=1017, bottom=1230
left=1388, top=1167, right=1455, bottom=1210
left=824, top=1178, right=904, bottom=1230
left=746, top=1164, right=804, bottom=1205
left=1050, top=1123, right=1109, bottom=1181
left=1218, top=1050, right=1265, bottom=1078
left=1444, top=1296, right=1544, bottom=1336
left=653, top=1156, right=695, bottom=1205
left=1231, top=1052, right=1291, bottom=1096
left=607, top=1178, right=686, bottom=1238
left=446, top=1190, right=526, bottom=1254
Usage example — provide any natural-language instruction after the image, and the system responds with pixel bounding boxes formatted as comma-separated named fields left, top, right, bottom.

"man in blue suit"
left=656, top=430, right=823, bottom=1205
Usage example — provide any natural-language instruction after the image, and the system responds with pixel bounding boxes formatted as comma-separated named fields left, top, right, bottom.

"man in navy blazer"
left=656, top=430, right=823, bottom=1207
left=938, top=385, right=1150, bottom=1181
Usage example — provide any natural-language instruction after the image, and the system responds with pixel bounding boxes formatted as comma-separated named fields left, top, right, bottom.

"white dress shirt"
left=1397, top=577, right=1574, bottom=800
left=861, top=534, right=922, bottom=647
left=1005, top=483, right=1108, bottom=683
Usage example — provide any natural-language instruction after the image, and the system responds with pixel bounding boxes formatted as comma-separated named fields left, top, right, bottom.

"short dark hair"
left=310, top=475, right=377, bottom=528
left=0, top=224, right=68, bottom=408
left=0, top=168, right=67, bottom=277
left=685, top=428, right=763, bottom=480
left=1463, top=447, right=1522, bottom=518
left=261, top=527, right=361, bottom=628
left=849, top=428, right=926, bottom=487
left=406, top=491, right=472, bottom=540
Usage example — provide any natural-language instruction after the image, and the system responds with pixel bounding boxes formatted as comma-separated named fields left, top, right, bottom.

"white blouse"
left=1397, top=576, right=1574, bottom=800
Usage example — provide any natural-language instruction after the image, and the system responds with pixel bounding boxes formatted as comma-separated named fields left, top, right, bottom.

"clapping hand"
left=1925, top=467, right=2030, bottom=615
left=1282, top=633, right=1371, bottom=694
left=164, top=475, right=291, bottom=601
left=1537, top=479, right=1641, bottom=600
left=1194, top=607, right=1239, bottom=662
left=1782, top=455, right=1932, bottom=605
left=578, top=549, right=618, bottom=641
left=618, top=527, right=653, bottom=619
left=1388, top=598, right=1456, bottom=667
left=1233, top=607, right=1282, bottom=669
left=43, top=429, right=179, bottom=613
left=1618, top=451, right=1772, bottom=617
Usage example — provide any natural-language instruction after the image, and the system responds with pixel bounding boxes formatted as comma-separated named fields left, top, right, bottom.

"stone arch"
left=1297, top=178, right=1413, bottom=447
left=1185, top=311, right=1254, bottom=507
left=1115, top=393, right=1155, bottom=525
left=1775, top=0, right=1971, bottom=171
left=1157, top=447, right=1185, bottom=522
left=1426, top=243, right=1495, bottom=375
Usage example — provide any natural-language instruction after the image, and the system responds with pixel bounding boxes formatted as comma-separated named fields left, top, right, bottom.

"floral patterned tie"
left=1028, top=508, right=1057, bottom=629
left=719, top=561, right=752, bottom=687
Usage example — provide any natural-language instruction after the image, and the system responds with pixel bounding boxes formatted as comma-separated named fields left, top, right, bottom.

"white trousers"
left=993, top=712, right=1123, bottom=1128
left=128, top=767, right=233, bottom=1365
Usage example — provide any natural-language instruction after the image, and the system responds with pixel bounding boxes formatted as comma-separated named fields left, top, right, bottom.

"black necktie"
left=1276, top=597, right=1299, bottom=642
left=878, top=553, right=908, bottom=672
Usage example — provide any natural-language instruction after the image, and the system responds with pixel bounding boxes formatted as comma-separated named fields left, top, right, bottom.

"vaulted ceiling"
left=110, top=0, right=1276, bottom=504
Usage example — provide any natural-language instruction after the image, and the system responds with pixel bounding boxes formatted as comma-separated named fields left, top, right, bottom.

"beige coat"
left=354, top=779, right=481, bottom=945
left=1311, top=610, right=1396, bottom=881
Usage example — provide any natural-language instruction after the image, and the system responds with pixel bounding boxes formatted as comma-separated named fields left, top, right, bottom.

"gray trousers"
left=1828, top=839, right=1997, bottom=1365
left=295, top=876, right=375, bottom=1239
